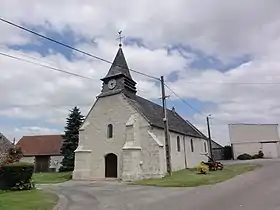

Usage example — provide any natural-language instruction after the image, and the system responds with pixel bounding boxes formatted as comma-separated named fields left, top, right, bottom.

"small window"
left=190, top=139, right=194, bottom=152
left=204, top=142, right=207, bottom=152
left=177, top=136, right=181, bottom=152
left=107, top=124, right=113, bottom=138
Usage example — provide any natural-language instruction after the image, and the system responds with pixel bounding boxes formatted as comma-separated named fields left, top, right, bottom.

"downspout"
left=183, top=136, right=187, bottom=168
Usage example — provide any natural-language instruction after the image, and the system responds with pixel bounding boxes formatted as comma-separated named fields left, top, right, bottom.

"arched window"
left=107, top=124, right=113, bottom=138
left=204, top=142, right=207, bottom=152
left=177, top=136, right=181, bottom=152
left=190, top=139, right=194, bottom=152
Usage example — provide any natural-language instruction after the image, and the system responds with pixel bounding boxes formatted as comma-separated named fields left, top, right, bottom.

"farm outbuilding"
left=229, top=124, right=280, bottom=159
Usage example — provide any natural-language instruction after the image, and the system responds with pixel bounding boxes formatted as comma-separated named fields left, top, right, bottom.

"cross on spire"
left=116, top=30, right=125, bottom=47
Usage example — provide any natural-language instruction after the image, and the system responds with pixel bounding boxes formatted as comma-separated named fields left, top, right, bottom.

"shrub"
left=258, top=150, right=264, bottom=158
left=0, top=162, right=35, bottom=190
left=252, top=150, right=264, bottom=159
left=252, top=154, right=259, bottom=159
left=237, top=153, right=252, bottom=160
left=0, top=147, right=23, bottom=167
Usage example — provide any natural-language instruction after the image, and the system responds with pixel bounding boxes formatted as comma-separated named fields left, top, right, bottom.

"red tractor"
left=202, top=154, right=224, bottom=171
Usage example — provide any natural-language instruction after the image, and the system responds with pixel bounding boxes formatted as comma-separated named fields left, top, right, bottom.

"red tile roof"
left=16, top=135, right=64, bottom=156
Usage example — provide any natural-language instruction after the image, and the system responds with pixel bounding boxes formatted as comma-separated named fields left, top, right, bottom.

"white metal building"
left=229, top=124, right=280, bottom=159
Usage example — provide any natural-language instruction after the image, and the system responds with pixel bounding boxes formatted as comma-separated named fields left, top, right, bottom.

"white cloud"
left=0, top=39, right=187, bottom=135
left=15, top=126, right=61, bottom=135
left=2, top=0, right=280, bottom=59
left=14, top=126, right=61, bottom=142
left=173, top=53, right=280, bottom=144
left=1, top=1, right=280, bottom=144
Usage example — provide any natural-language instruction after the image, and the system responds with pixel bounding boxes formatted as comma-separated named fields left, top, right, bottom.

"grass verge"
left=133, top=164, right=260, bottom=187
left=33, top=172, right=72, bottom=184
left=0, top=190, right=58, bottom=210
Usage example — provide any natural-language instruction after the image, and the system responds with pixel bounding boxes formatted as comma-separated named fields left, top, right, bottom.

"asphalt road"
left=45, top=159, right=280, bottom=210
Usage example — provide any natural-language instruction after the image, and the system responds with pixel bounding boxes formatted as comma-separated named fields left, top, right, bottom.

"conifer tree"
left=59, top=106, right=84, bottom=172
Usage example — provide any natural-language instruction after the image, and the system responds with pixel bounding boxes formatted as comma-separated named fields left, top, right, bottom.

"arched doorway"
left=105, top=153, right=117, bottom=178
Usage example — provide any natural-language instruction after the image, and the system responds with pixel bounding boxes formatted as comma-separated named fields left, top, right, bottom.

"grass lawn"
left=133, top=164, right=260, bottom=187
left=0, top=190, right=58, bottom=210
left=33, top=172, right=72, bottom=184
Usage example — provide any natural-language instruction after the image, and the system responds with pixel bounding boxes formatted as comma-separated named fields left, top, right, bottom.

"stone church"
left=73, top=45, right=208, bottom=181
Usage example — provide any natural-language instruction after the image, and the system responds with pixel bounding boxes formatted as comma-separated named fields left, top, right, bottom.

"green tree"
left=59, top=106, right=84, bottom=172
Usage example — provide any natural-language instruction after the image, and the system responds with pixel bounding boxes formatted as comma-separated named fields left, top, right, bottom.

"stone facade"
left=151, top=128, right=208, bottom=170
left=21, top=156, right=35, bottom=164
left=0, top=133, right=12, bottom=164
left=73, top=92, right=208, bottom=181
left=74, top=94, right=139, bottom=180
left=50, top=156, right=63, bottom=172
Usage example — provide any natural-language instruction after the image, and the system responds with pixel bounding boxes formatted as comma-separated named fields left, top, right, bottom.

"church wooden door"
left=105, top=153, right=117, bottom=178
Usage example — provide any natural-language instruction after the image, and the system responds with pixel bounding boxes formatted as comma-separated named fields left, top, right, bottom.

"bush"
left=252, top=154, right=259, bottom=159
left=0, top=162, right=35, bottom=190
left=237, top=153, right=252, bottom=160
left=0, top=147, right=23, bottom=167
left=258, top=150, right=264, bottom=158
left=252, top=150, right=264, bottom=159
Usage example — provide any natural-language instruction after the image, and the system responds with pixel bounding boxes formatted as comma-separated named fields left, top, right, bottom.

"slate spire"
left=102, top=46, right=133, bottom=80
left=100, top=45, right=137, bottom=98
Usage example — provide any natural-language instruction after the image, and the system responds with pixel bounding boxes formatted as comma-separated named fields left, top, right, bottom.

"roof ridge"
left=184, top=119, right=207, bottom=139
left=16, top=135, right=64, bottom=156
left=136, top=95, right=175, bottom=112
left=22, top=134, right=63, bottom=137
left=130, top=95, right=204, bottom=137
left=136, top=95, right=192, bottom=121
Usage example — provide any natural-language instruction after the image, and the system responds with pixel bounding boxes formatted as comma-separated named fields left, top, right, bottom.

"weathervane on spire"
left=117, top=30, right=125, bottom=47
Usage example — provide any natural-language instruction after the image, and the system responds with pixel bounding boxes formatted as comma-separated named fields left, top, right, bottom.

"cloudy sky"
left=1, top=0, right=280, bottom=145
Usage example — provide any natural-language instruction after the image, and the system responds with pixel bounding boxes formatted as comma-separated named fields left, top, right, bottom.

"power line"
left=2, top=17, right=278, bottom=86
left=210, top=117, right=231, bottom=124
left=0, top=45, right=58, bottom=67
left=183, top=81, right=280, bottom=85
left=164, top=83, right=204, bottom=116
left=0, top=90, right=158, bottom=108
left=0, top=50, right=159, bottom=94
left=0, top=104, right=92, bottom=108
left=0, top=17, right=160, bottom=81
left=0, top=51, right=95, bottom=80
left=0, top=51, right=151, bottom=93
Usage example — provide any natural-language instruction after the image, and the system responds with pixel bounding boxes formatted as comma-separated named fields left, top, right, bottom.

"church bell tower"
left=99, top=45, right=137, bottom=98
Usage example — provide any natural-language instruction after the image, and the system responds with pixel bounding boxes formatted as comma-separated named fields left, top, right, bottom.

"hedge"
left=237, top=153, right=252, bottom=160
left=0, top=162, right=35, bottom=190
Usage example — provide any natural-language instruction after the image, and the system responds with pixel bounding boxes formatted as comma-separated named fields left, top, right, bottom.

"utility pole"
left=160, top=76, right=172, bottom=175
left=206, top=115, right=213, bottom=158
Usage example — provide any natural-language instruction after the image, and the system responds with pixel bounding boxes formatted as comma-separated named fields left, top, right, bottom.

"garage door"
left=262, top=142, right=279, bottom=158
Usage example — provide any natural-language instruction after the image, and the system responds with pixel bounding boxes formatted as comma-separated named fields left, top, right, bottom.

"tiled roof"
left=16, top=135, right=64, bottom=156
left=0, top=133, right=13, bottom=163
left=128, top=95, right=207, bottom=138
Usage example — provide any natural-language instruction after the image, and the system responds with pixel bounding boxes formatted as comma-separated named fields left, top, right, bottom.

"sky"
left=1, top=1, right=280, bottom=145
